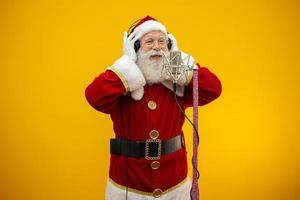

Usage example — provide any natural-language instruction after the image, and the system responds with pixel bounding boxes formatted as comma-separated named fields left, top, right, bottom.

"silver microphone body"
left=162, top=50, right=185, bottom=83
left=170, top=51, right=182, bottom=65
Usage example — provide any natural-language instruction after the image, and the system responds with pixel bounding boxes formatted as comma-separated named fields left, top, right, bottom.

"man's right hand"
left=123, top=32, right=138, bottom=62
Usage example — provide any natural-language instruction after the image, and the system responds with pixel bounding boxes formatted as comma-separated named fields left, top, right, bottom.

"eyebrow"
left=143, top=35, right=166, bottom=41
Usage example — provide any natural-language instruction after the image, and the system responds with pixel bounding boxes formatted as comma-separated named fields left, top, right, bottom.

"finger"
left=123, top=32, right=128, bottom=44
left=128, top=33, right=137, bottom=43
left=168, top=33, right=178, bottom=50
left=168, top=33, right=177, bottom=44
left=168, top=33, right=176, bottom=41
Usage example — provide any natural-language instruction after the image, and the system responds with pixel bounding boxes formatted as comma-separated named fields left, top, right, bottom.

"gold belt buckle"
left=145, top=139, right=161, bottom=160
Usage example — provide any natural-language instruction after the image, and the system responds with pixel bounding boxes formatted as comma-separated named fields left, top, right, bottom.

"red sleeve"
left=183, top=64, right=222, bottom=108
left=85, top=70, right=126, bottom=114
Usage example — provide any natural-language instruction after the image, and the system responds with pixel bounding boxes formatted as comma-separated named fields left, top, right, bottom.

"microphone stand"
left=162, top=51, right=200, bottom=200
left=191, top=67, right=199, bottom=200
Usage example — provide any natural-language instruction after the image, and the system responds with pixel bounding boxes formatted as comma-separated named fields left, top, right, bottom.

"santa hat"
left=128, top=15, right=168, bottom=39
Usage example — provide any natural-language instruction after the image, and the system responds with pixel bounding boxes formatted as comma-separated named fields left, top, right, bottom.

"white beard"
left=136, top=49, right=170, bottom=85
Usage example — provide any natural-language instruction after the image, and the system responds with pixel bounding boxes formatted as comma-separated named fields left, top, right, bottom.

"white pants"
left=105, top=177, right=192, bottom=200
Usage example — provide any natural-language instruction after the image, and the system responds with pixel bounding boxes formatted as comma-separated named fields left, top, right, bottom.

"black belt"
left=110, top=134, right=184, bottom=160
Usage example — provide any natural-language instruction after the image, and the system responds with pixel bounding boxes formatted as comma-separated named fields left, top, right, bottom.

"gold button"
left=148, top=100, right=157, bottom=110
left=151, top=161, right=160, bottom=170
left=149, top=130, right=159, bottom=139
left=153, top=188, right=162, bottom=198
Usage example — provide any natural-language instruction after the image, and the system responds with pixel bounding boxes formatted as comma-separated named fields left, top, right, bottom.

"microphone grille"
left=170, top=51, right=182, bottom=66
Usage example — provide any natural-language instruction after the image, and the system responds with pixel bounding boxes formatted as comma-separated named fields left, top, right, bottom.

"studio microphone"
left=162, top=50, right=186, bottom=84
left=170, top=51, right=181, bottom=65
left=170, top=51, right=182, bottom=78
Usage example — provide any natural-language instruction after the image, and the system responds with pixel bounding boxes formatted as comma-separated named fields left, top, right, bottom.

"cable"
left=172, top=83, right=200, bottom=200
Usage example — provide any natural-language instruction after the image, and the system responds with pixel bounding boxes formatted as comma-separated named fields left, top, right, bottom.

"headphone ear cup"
left=134, top=40, right=140, bottom=52
left=167, top=38, right=172, bottom=50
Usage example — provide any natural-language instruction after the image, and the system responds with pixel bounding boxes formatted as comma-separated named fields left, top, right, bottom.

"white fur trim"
left=131, top=87, right=144, bottom=100
left=179, top=51, right=196, bottom=86
left=105, top=177, right=192, bottom=200
left=185, top=70, right=193, bottom=86
left=108, top=55, right=146, bottom=93
left=132, top=20, right=168, bottom=40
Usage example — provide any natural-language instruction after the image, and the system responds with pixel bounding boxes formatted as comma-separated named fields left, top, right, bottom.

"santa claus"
left=85, top=15, right=222, bottom=200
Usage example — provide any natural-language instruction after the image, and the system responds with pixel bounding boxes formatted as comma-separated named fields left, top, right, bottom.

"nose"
left=152, top=41, right=161, bottom=51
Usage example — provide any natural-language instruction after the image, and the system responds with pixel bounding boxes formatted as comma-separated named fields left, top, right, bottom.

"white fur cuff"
left=131, top=87, right=144, bottom=100
left=109, top=55, right=146, bottom=93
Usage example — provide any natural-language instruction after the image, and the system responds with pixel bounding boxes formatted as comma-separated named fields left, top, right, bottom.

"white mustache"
left=147, top=50, right=164, bottom=57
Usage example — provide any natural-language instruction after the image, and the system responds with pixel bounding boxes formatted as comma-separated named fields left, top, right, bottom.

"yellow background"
left=1, top=0, right=299, bottom=199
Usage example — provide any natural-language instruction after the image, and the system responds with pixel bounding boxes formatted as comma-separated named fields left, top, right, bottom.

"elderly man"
left=85, top=16, right=222, bottom=200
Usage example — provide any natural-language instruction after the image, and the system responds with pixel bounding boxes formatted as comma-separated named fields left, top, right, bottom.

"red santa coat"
left=85, top=65, right=222, bottom=196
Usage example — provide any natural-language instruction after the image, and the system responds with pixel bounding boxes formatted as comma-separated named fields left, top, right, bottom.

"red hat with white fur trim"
left=128, top=15, right=168, bottom=39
